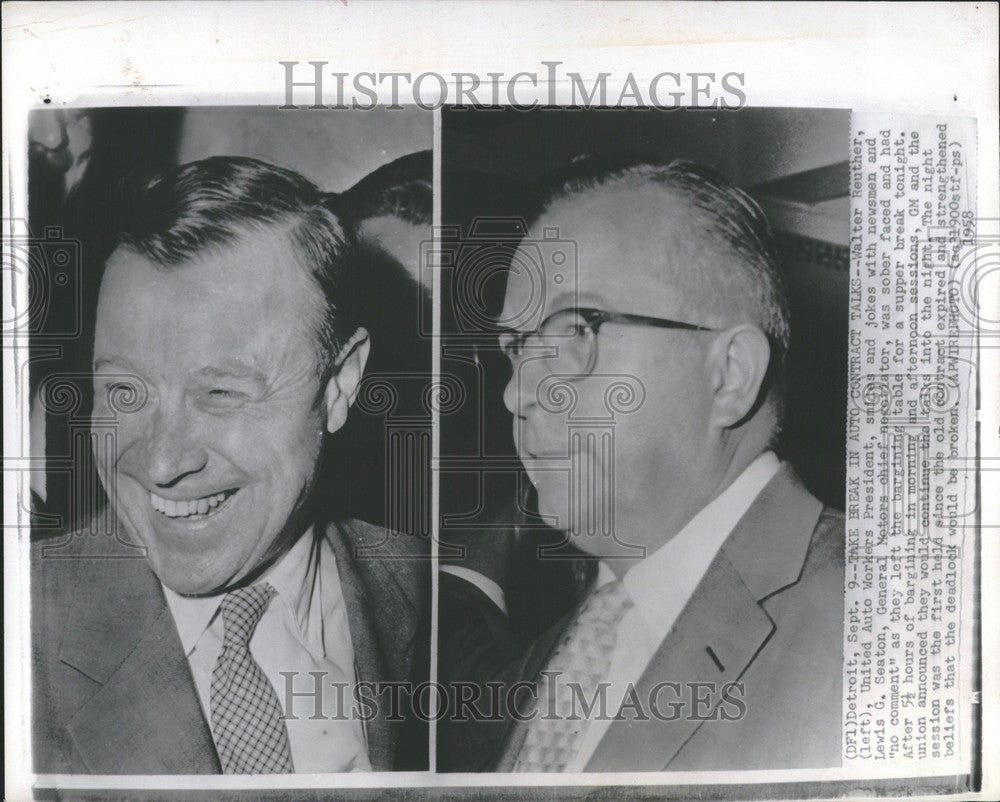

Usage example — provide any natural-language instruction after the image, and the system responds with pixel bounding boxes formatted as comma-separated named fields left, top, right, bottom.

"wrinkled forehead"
left=99, top=225, right=307, bottom=302
left=95, top=230, right=323, bottom=353
left=501, top=184, right=692, bottom=331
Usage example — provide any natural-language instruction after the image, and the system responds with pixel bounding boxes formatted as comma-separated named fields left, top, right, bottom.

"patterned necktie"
left=210, top=583, right=295, bottom=774
left=514, top=579, right=634, bottom=772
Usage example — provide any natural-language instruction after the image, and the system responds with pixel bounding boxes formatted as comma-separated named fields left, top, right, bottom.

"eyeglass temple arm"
left=595, top=310, right=715, bottom=332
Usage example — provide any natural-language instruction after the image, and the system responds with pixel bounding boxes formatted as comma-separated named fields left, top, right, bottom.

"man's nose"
left=502, top=358, right=541, bottom=418
left=142, top=404, right=208, bottom=487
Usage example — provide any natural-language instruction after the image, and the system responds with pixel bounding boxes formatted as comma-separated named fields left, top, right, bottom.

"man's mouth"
left=150, top=489, right=239, bottom=520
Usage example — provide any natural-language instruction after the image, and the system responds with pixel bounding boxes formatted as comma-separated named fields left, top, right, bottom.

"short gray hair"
left=534, top=154, right=791, bottom=431
left=115, top=156, right=357, bottom=378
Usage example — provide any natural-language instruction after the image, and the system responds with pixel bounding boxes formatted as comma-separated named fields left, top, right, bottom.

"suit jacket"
left=440, top=465, right=845, bottom=772
left=31, top=514, right=428, bottom=774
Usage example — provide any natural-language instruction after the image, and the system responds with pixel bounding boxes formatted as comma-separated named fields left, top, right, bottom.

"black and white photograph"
left=437, top=106, right=852, bottom=773
left=3, top=3, right=995, bottom=800
left=25, top=105, right=433, bottom=774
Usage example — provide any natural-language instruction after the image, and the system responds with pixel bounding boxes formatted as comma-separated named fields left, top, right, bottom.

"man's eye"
left=551, top=317, right=589, bottom=338
left=203, top=387, right=248, bottom=405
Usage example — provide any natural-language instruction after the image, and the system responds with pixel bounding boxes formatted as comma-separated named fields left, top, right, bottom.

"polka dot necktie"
left=210, top=583, right=295, bottom=774
left=514, top=579, right=634, bottom=772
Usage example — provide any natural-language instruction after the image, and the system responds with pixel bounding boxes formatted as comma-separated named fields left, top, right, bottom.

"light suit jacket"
left=486, top=465, right=845, bottom=772
left=31, top=515, right=428, bottom=774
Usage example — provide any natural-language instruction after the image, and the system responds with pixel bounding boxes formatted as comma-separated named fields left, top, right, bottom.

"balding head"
left=538, top=156, right=789, bottom=381
left=500, top=155, right=790, bottom=565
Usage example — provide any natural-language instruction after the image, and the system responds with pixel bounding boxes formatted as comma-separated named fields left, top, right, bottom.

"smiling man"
left=31, top=156, right=427, bottom=774
left=439, top=155, right=845, bottom=772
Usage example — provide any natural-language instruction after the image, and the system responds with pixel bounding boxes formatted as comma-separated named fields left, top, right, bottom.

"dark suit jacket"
left=32, top=515, right=428, bottom=774
left=439, top=465, right=845, bottom=772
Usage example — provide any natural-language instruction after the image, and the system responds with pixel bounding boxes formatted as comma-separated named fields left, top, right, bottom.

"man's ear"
left=323, top=327, right=371, bottom=434
left=705, top=324, right=771, bottom=429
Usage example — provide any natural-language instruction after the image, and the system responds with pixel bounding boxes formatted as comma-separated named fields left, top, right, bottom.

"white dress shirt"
left=162, top=529, right=372, bottom=773
left=564, top=450, right=781, bottom=771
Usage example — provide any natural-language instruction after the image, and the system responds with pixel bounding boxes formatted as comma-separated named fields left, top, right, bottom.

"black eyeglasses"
left=497, top=306, right=716, bottom=378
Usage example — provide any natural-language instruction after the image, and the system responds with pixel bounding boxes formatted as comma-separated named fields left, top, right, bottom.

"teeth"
left=150, top=490, right=232, bottom=519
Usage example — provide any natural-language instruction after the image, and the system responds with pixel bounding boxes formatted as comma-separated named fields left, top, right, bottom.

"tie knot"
left=220, top=583, right=277, bottom=646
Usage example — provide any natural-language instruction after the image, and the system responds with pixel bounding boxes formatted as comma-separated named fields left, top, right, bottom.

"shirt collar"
left=613, top=451, right=782, bottom=641
left=162, top=585, right=221, bottom=656
left=258, top=525, right=322, bottom=644
left=162, top=526, right=322, bottom=656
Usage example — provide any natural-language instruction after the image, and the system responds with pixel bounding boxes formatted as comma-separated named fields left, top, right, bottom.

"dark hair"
left=334, top=150, right=432, bottom=227
left=533, top=153, right=791, bottom=433
left=114, top=155, right=357, bottom=377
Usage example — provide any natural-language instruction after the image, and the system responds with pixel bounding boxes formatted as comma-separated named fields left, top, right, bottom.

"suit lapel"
left=583, top=553, right=774, bottom=771
left=583, top=464, right=823, bottom=771
left=59, top=541, right=219, bottom=774
left=325, top=519, right=423, bottom=771
left=573, top=465, right=821, bottom=772
left=718, top=465, right=823, bottom=601
left=58, top=517, right=422, bottom=773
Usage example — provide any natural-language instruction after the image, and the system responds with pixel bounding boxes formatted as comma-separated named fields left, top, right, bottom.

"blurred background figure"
left=324, top=150, right=433, bottom=532
left=28, top=109, right=93, bottom=204
left=338, top=150, right=433, bottom=292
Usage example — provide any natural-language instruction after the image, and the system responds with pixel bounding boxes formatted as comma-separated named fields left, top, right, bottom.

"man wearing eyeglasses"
left=439, top=156, right=845, bottom=772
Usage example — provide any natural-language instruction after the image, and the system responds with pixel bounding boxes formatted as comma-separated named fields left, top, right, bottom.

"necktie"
left=210, top=583, right=295, bottom=774
left=514, top=579, right=634, bottom=772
